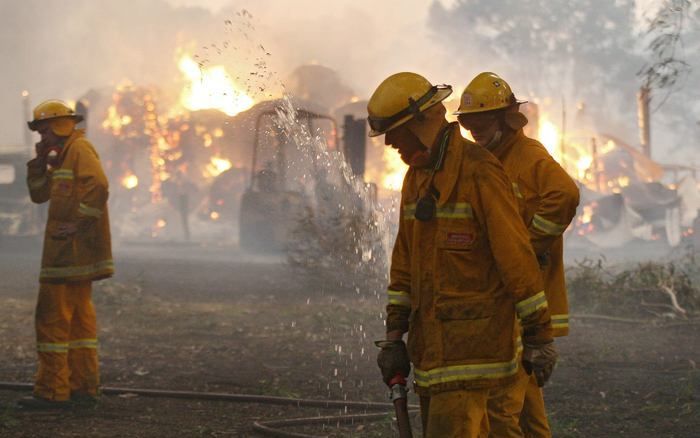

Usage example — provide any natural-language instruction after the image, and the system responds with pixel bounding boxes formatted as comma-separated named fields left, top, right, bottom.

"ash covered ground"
left=0, top=237, right=698, bottom=437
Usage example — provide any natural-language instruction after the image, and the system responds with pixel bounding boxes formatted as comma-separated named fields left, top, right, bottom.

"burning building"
left=55, top=53, right=386, bottom=247
left=6, top=44, right=698, bottom=251
left=528, top=106, right=699, bottom=249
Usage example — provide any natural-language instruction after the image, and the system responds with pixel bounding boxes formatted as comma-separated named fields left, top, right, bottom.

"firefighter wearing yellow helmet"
left=456, top=73, right=580, bottom=438
left=369, top=72, right=556, bottom=437
left=18, top=99, right=113, bottom=409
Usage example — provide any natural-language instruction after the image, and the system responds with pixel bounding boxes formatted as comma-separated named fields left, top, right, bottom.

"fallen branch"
left=640, top=300, right=683, bottom=318
left=658, top=282, right=688, bottom=317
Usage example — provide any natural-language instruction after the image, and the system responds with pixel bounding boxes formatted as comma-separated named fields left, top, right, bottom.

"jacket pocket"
left=50, top=178, right=73, bottom=198
left=74, top=224, right=97, bottom=265
left=44, top=222, right=76, bottom=268
left=436, top=295, right=506, bottom=362
left=436, top=225, right=486, bottom=292
left=49, top=179, right=76, bottom=221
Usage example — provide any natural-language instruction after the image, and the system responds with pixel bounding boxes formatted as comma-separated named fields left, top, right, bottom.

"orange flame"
left=121, top=172, right=139, bottom=190
left=381, top=148, right=408, bottom=191
left=205, top=156, right=233, bottom=178
left=538, top=117, right=560, bottom=161
left=178, top=55, right=254, bottom=116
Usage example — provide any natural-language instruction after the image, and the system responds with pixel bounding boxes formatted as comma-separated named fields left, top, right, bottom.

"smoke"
left=2, top=0, right=697, bottom=165
left=0, top=0, right=451, bottom=148
left=426, top=0, right=700, bottom=164
left=1, top=0, right=214, bottom=147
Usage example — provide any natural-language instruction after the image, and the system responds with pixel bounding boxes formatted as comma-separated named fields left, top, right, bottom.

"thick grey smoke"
left=1, top=0, right=218, bottom=148
left=0, top=0, right=447, bottom=148
left=1, top=0, right=697, bottom=164
left=427, top=0, right=700, bottom=164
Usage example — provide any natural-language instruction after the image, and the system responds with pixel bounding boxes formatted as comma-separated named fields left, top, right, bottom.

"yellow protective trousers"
left=480, top=366, right=551, bottom=438
left=420, top=388, right=490, bottom=438
left=520, top=373, right=551, bottom=438
left=34, top=281, right=99, bottom=401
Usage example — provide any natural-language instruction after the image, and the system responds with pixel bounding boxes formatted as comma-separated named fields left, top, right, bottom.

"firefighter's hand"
left=522, top=341, right=558, bottom=387
left=54, top=222, right=79, bottom=238
left=28, top=143, right=48, bottom=171
left=375, top=340, right=410, bottom=386
left=35, top=141, right=48, bottom=158
left=54, top=219, right=95, bottom=238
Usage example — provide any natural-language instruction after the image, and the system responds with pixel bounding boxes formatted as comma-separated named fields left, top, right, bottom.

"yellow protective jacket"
left=490, top=128, right=580, bottom=336
left=386, top=123, right=552, bottom=396
left=26, top=129, right=114, bottom=283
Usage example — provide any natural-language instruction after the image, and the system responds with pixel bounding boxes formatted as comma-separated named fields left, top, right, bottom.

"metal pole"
left=591, top=137, right=602, bottom=193
left=637, top=86, right=651, bottom=158
left=560, top=97, right=567, bottom=169
left=22, top=90, right=33, bottom=158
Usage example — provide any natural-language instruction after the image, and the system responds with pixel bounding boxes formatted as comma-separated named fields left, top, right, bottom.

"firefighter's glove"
left=375, top=340, right=410, bottom=386
left=522, top=341, right=558, bottom=387
left=27, top=156, right=47, bottom=173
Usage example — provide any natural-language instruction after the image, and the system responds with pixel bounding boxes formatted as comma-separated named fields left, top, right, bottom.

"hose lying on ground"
left=4, top=316, right=695, bottom=435
left=252, top=412, right=408, bottom=438
left=571, top=314, right=700, bottom=325
left=0, top=381, right=419, bottom=438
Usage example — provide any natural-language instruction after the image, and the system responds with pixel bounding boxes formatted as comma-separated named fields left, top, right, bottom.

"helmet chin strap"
left=404, top=148, right=427, bottom=167
left=400, top=117, right=444, bottom=168
left=484, top=130, right=503, bottom=151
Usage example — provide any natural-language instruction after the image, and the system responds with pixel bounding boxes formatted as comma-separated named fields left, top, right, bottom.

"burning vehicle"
left=239, top=106, right=337, bottom=252
left=0, top=151, right=41, bottom=237
left=502, top=100, right=700, bottom=250
left=565, top=136, right=699, bottom=249
left=39, top=54, right=381, bottom=259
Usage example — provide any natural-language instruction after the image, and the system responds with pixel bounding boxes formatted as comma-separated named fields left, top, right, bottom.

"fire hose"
left=0, top=381, right=419, bottom=437
left=388, top=374, right=413, bottom=438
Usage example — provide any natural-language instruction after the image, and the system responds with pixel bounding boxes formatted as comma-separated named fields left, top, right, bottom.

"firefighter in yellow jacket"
left=455, top=73, right=580, bottom=438
left=19, top=100, right=113, bottom=409
left=368, top=72, right=558, bottom=437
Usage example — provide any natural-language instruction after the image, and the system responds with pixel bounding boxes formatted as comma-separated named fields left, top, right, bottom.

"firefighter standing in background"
left=19, top=100, right=113, bottom=409
left=368, top=72, right=557, bottom=437
left=455, top=72, right=580, bottom=438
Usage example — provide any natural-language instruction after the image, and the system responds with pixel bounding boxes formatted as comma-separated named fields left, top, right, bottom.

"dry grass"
left=567, top=247, right=700, bottom=319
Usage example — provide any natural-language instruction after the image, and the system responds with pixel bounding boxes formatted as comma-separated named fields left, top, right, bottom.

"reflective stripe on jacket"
left=27, top=129, right=114, bottom=283
left=490, top=129, right=580, bottom=336
left=385, top=124, right=552, bottom=396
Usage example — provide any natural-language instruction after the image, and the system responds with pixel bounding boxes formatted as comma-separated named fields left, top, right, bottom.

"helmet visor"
left=457, top=112, right=500, bottom=131
left=368, top=85, right=451, bottom=135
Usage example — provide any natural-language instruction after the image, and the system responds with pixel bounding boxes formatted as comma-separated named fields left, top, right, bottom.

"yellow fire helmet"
left=28, top=100, right=84, bottom=135
left=367, top=72, right=452, bottom=137
left=454, top=72, right=527, bottom=115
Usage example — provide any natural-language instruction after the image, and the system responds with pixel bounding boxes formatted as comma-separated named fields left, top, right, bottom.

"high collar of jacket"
left=421, top=121, right=454, bottom=169
left=435, top=123, right=463, bottom=207
left=409, top=114, right=449, bottom=153
left=57, top=129, right=85, bottom=164
left=488, top=128, right=525, bottom=161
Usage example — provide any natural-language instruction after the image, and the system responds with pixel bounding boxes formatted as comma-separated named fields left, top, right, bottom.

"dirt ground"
left=0, top=236, right=698, bottom=437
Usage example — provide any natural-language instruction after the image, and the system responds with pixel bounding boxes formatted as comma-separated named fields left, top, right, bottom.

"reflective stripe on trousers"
left=387, top=289, right=410, bottom=307
left=35, top=281, right=99, bottom=401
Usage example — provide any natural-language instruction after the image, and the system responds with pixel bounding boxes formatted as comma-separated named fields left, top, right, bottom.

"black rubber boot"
left=70, top=393, right=100, bottom=409
left=16, top=395, right=71, bottom=410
